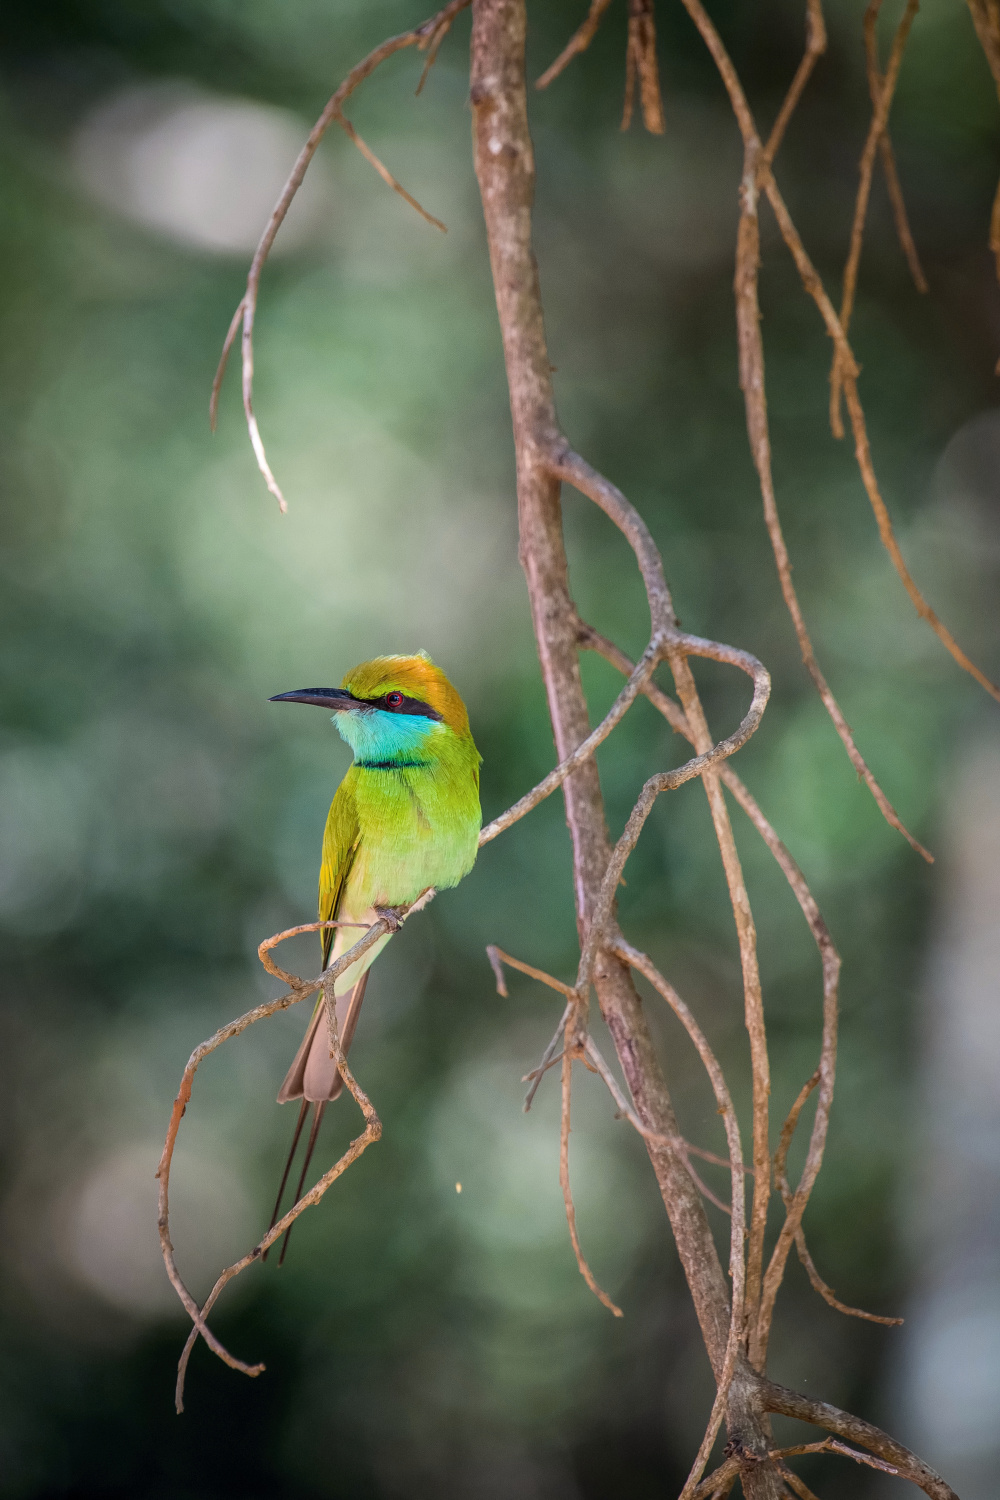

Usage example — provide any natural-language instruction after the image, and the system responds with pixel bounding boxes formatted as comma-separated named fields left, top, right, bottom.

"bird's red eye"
left=385, top=692, right=404, bottom=709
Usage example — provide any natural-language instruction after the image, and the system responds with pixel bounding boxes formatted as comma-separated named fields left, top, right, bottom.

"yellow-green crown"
left=341, top=653, right=471, bottom=736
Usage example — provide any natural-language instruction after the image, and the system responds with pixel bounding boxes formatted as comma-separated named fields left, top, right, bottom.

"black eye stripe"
left=358, top=692, right=443, bottom=721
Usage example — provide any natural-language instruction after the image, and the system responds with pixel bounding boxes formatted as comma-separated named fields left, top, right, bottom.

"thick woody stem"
left=468, top=3, right=778, bottom=1489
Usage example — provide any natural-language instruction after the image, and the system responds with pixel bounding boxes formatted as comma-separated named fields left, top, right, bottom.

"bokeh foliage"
left=0, top=0, right=998, bottom=1495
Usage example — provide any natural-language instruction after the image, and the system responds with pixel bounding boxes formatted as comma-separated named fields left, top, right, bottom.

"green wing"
left=319, top=772, right=362, bottom=969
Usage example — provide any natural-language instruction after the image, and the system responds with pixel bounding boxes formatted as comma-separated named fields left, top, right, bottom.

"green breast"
left=344, top=740, right=481, bottom=911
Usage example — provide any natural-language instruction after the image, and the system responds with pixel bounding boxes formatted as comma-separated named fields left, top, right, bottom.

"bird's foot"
left=375, top=905, right=406, bottom=932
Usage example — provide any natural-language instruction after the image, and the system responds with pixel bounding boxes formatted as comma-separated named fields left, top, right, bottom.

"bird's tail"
left=265, top=972, right=370, bottom=1265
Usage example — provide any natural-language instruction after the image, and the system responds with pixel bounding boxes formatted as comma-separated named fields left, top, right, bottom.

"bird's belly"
left=348, top=772, right=478, bottom=911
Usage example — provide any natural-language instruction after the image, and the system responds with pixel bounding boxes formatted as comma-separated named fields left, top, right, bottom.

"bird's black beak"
left=269, top=688, right=360, bottom=710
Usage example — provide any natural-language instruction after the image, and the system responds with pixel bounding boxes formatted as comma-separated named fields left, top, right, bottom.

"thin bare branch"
left=794, top=1229, right=902, bottom=1325
left=763, top=0, right=827, bottom=164
left=769, top=1437, right=898, bottom=1475
left=583, top=1034, right=737, bottom=1219
left=865, top=23, right=928, bottom=303
left=478, top=634, right=664, bottom=844
left=524, top=1006, right=572, bottom=1109
left=336, top=117, right=447, bottom=230
left=575, top=624, right=844, bottom=1362
left=775, top=1466, right=822, bottom=1500
left=681, top=0, right=1000, bottom=744
left=622, top=0, right=665, bottom=134
left=159, top=910, right=410, bottom=1405
left=416, top=7, right=459, bottom=94
left=737, top=151, right=934, bottom=858
left=258, top=917, right=370, bottom=987
left=560, top=1041, right=624, bottom=1315
left=573, top=656, right=771, bottom=1008
left=839, top=371, right=1000, bottom=701
left=173, top=976, right=381, bottom=1410
left=830, top=0, right=920, bottom=435
left=486, top=944, right=577, bottom=998
left=210, top=0, right=470, bottom=507
left=610, top=939, right=748, bottom=1500
left=773, top=1093, right=903, bottom=1329
left=536, top=0, right=615, bottom=90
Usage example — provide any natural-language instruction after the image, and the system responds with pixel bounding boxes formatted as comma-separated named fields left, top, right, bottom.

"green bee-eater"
left=267, top=653, right=481, bottom=1256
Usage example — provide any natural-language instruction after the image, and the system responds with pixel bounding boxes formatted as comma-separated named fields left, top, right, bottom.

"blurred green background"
left=1, top=1, right=999, bottom=1496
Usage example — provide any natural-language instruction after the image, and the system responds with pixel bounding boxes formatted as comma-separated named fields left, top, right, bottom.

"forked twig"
left=479, top=635, right=666, bottom=844
left=572, top=622, right=845, bottom=1365
left=536, top=0, right=615, bottom=90
left=159, top=911, right=413, bottom=1407
left=864, top=7, right=928, bottom=294
left=769, top=1437, right=899, bottom=1475
left=172, top=974, right=382, bottom=1411
left=736, top=143, right=933, bottom=862
left=560, top=1041, right=624, bottom=1315
left=830, top=0, right=920, bottom=436
left=210, top=0, right=470, bottom=509
left=608, top=939, right=746, bottom=1500
left=621, top=0, right=665, bottom=134
left=775, top=1466, right=822, bottom=1500
left=763, top=0, right=827, bottom=164
left=678, top=0, right=1000, bottom=741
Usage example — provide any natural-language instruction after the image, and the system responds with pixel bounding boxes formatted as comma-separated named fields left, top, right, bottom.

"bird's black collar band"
left=355, top=759, right=431, bottom=771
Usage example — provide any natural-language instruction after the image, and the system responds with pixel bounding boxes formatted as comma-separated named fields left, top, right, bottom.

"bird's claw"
left=375, top=905, right=406, bottom=932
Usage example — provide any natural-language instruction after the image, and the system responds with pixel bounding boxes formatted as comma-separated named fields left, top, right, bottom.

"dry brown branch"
left=172, top=975, right=381, bottom=1411
left=158, top=912, right=405, bottom=1405
left=175, top=4, right=966, bottom=1494
left=735, top=144, right=934, bottom=860
left=486, top=946, right=747, bottom=1207
left=622, top=0, right=665, bottom=134
left=609, top=939, right=747, bottom=1499
left=770, top=1437, right=898, bottom=1475
left=769, top=1081, right=902, bottom=1327
left=965, top=1, right=1000, bottom=361
left=678, top=0, right=1000, bottom=717
left=572, top=655, right=771, bottom=1006
left=581, top=1034, right=740, bottom=1218
left=485, top=943, right=577, bottom=998
left=536, top=0, right=615, bottom=90
left=793, top=1230, right=902, bottom=1326
left=565, top=615, right=771, bottom=1343
left=773, top=1434, right=893, bottom=1470
left=209, top=0, right=470, bottom=510
left=416, top=6, right=460, bottom=93
left=573, top=625, right=844, bottom=1365
left=763, top=0, right=827, bottom=165
left=471, top=11, right=784, bottom=1486
left=478, top=635, right=665, bottom=844
left=775, top=1467, right=821, bottom=1500
left=864, top=12, right=928, bottom=295
left=524, top=1008, right=573, bottom=1108
left=489, top=955, right=749, bottom=1219
left=830, top=0, right=920, bottom=436
left=560, top=1040, right=624, bottom=1314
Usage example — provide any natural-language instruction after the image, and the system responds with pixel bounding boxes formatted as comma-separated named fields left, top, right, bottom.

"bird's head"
left=270, top=652, right=473, bottom=765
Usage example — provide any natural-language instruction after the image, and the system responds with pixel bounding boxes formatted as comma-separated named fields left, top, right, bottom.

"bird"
left=266, top=652, right=482, bottom=1260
